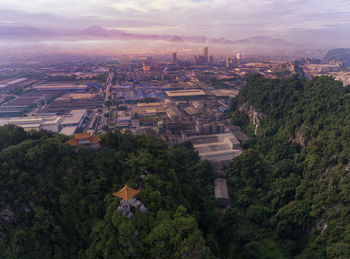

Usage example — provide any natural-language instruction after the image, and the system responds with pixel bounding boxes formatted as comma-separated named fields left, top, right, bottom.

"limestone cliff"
left=238, top=102, right=265, bottom=134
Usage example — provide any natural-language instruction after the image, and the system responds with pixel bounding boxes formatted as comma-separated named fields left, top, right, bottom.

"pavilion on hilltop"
left=113, top=184, right=147, bottom=218
left=113, top=184, right=140, bottom=201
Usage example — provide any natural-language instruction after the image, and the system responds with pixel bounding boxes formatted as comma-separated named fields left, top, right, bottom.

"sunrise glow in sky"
left=0, top=0, right=349, bottom=45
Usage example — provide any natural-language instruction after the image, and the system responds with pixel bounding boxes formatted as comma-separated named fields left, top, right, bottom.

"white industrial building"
left=60, top=109, right=87, bottom=128
left=59, top=126, right=78, bottom=136
left=59, top=109, right=88, bottom=135
left=0, top=116, right=63, bottom=132
left=188, top=133, right=242, bottom=162
left=0, top=109, right=88, bottom=135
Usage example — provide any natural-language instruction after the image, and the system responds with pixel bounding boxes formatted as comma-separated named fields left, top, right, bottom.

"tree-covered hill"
left=0, top=126, right=219, bottom=258
left=228, top=75, right=350, bottom=258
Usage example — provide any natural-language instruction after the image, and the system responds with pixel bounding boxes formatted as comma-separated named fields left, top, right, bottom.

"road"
left=97, top=69, right=114, bottom=133
left=104, top=70, right=114, bottom=103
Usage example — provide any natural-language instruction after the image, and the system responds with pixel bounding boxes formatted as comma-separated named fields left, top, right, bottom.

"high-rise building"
left=193, top=55, right=199, bottom=65
left=236, top=53, right=246, bottom=60
left=209, top=56, right=214, bottom=64
left=172, top=52, right=177, bottom=63
left=142, top=56, right=153, bottom=71
left=226, top=57, right=237, bottom=68
left=203, top=47, right=209, bottom=62
left=198, top=55, right=206, bottom=65
left=225, top=57, right=231, bottom=68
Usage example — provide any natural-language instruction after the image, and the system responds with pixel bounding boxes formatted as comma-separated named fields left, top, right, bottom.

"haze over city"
left=1, top=0, right=350, bottom=55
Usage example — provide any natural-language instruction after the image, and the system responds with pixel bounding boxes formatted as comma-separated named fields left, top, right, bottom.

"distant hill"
left=324, top=48, right=350, bottom=66
left=231, top=36, right=302, bottom=49
left=0, top=25, right=302, bottom=50
left=78, top=25, right=117, bottom=36
left=209, top=37, right=235, bottom=44
left=0, top=26, right=53, bottom=38
left=169, top=36, right=185, bottom=43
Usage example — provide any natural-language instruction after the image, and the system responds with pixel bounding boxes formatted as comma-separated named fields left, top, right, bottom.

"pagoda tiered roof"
left=113, top=184, right=140, bottom=201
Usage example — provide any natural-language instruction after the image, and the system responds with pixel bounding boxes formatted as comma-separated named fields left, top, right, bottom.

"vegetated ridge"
left=229, top=74, right=350, bottom=258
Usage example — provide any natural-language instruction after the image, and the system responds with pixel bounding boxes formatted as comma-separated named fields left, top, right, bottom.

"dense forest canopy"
left=229, top=75, right=350, bottom=258
left=2, top=74, right=350, bottom=258
left=0, top=126, right=219, bottom=258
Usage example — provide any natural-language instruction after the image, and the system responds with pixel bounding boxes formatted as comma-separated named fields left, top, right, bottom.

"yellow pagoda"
left=113, top=185, right=140, bottom=201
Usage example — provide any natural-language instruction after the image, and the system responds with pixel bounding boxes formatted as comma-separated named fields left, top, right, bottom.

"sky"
left=0, top=0, right=350, bottom=47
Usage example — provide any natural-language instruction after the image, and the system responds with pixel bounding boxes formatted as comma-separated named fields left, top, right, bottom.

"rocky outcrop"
left=276, top=62, right=312, bottom=79
left=313, top=216, right=328, bottom=234
left=290, top=131, right=308, bottom=148
left=238, top=103, right=265, bottom=134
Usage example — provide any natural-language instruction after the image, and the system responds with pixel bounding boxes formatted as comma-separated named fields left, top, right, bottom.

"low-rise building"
left=40, top=116, right=64, bottom=132
left=0, top=78, right=28, bottom=93
left=165, top=89, right=206, bottom=100
left=166, top=105, right=182, bottom=119
left=188, top=133, right=242, bottom=162
left=1, top=116, right=63, bottom=132
left=0, top=96, right=44, bottom=117
left=61, top=109, right=88, bottom=128
left=184, top=106, right=200, bottom=116
left=195, top=120, right=225, bottom=135
left=59, top=126, right=78, bottom=136
left=31, top=83, right=91, bottom=92
left=131, top=102, right=166, bottom=117
left=131, top=119, right=140, bottom=128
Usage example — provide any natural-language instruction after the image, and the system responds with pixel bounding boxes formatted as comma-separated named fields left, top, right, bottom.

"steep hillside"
left=228, top=74, right=350, bottom=258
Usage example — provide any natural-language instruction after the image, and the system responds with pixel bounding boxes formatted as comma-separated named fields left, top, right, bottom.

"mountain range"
left=0, top=25, right=304, bottom=49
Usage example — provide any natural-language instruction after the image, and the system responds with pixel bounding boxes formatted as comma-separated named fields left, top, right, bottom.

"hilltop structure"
left=67, top=132, right=101, bottom=149
left=113, top=185, right=148, bottom=218
left=113, top=184, right=140, bottom=201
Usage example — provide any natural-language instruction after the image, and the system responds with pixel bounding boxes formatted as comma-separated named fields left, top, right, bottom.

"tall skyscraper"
left=226, top=57, right=232, bottom=68
left=209, top=56, right=214, bottom=64
left=193, top=55, right=199, bottom=65
left=236, top=52, right=246, bottom=60
left=203, top=47, right=209, bottom=62
left=172, top=52, right=177, bottom=63
left=226, top=57, right=237, bottom=68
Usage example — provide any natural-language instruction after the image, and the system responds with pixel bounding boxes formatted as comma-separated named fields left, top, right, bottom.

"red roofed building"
left=67, top=132, right=101, bottom=149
